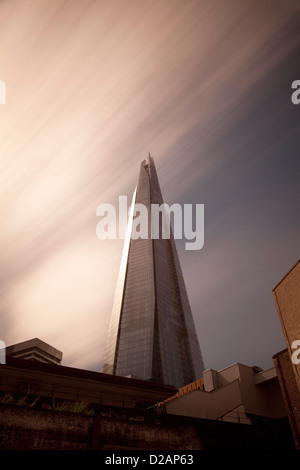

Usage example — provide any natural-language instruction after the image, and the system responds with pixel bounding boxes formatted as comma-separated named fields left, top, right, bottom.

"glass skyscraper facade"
left=101, top=156, right=204, bottom=388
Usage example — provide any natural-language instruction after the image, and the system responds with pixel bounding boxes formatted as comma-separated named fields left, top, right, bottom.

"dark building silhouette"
left=102, top=156, right=204, bottom=388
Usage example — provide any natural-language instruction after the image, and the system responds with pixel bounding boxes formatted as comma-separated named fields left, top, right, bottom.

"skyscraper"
left=101, top=156, right=204, bottom=388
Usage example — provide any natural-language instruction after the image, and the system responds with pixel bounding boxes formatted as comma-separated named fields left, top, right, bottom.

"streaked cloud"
left=0, top=0, right=299, bottom=372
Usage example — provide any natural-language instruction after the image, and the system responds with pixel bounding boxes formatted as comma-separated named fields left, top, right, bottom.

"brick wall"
left=273, top=349, right=300, bottom=450
left=0, top=402, right=294, bottom=450
left=273, top=260, right=300, bottom=392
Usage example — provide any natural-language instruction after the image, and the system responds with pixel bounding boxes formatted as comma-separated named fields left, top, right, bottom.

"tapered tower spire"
left=101, top=157, right=204, bottom=388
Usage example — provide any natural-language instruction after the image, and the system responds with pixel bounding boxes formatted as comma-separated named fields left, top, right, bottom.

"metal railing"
left=217, top=407, right=250, bottom=425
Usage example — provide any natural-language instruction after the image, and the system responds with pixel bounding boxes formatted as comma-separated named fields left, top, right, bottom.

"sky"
left=0, top=0, right=299, bottom=374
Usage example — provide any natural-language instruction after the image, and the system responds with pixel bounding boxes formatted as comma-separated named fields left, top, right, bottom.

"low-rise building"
left=5, top=338, right=63, bottom=366
left=161, top=362, right=286, bottom=425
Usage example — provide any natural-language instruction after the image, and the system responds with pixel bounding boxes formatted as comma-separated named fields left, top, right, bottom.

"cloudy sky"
left=0, top=0, right=299, bottom=374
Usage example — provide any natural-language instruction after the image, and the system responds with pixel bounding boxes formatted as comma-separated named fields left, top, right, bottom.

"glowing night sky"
left=0, top=0, right=299, bottom=373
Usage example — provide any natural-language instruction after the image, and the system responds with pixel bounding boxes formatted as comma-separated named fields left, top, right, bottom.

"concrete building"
left=0, top=356, right=294, bottom=449
left=0, top=355, right=176, bottom=410
left=272, top=259, right=300, bottom=449
left=6, top=338, right=63, bottom=366
left=160, top=362, right=287, bottom=425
